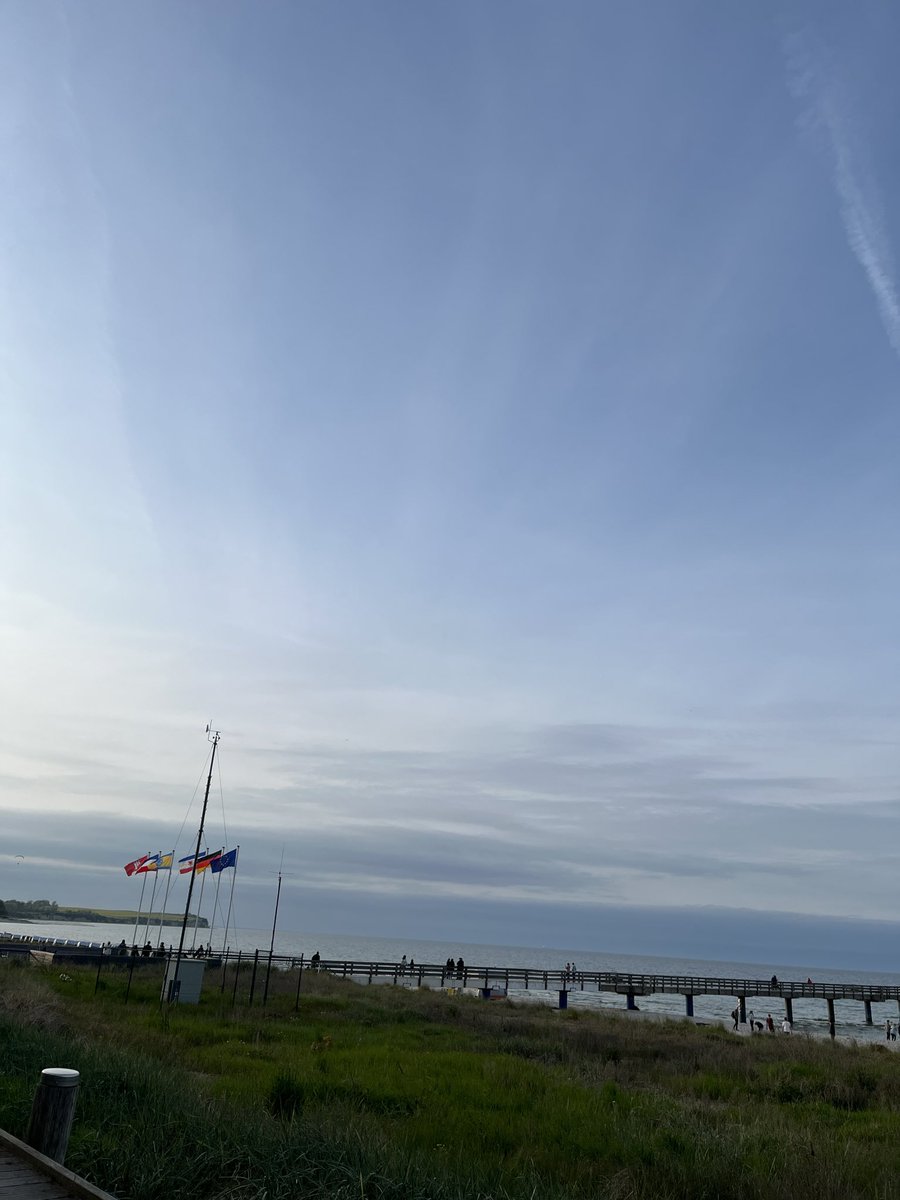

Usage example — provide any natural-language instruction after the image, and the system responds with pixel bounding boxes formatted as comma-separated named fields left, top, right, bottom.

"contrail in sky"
left=786, top=31, right=900, bottom=361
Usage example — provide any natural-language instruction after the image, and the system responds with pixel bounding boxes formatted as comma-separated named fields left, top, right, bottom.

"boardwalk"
left=0, top=1129, right=115, bottom=1200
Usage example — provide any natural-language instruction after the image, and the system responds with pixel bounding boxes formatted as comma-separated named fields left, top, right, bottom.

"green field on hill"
left=2, top=960, right=900, bottom=1199
left=2, top=898, right=206, bottom=926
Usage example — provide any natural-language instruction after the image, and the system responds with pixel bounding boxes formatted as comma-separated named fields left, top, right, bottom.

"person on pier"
left=456, top=956, right=465, bottom=979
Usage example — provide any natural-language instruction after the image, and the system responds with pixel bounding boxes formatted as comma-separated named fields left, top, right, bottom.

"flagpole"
left=209, top=869, right=223, bottom=949
left=262, top=867, right=283, bottom=1006
left=157, top=857, right=174, bottom=948
left=171, top=728, right=219, bottom=1000
left=192, top=867, right=208, bottom=950
left=222, top=845, right=239, bottom=953
left=132, top=863, right=149, bottom=945
left=144, top=864, right=161, bottom=943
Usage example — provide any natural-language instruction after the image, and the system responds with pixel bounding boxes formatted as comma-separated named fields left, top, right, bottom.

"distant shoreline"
left=2, top=910, right=208, bottom=929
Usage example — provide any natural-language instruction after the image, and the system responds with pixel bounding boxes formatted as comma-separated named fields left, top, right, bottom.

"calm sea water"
left=5, top=919, right=899, bottom=1044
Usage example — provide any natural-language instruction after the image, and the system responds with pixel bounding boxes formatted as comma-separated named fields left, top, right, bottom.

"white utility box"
left=161, top=958, right=206, bottom=1004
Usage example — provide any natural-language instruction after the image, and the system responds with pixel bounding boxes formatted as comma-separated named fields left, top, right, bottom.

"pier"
left=282, top=957, right=900, bottom=1038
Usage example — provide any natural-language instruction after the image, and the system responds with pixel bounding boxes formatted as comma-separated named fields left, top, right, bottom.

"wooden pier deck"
left=0, top=1128, right=115, bottom=1200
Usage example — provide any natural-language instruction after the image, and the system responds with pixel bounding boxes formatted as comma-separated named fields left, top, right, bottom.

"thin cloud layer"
left=786, top=28, right=900, bottom=359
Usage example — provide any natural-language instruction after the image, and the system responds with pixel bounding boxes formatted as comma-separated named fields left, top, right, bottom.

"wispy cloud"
left=785, top=30, right=900, bottom=360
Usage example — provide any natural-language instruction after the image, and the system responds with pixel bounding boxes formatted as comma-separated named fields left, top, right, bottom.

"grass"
left=3, top=958, right=900, bottom=1198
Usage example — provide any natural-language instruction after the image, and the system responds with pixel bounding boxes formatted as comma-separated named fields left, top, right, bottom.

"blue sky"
left=3, top=1, right=900, bottom=962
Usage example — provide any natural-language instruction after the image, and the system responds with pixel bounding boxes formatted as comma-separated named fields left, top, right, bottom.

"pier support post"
left=739, top=996, right=746, bottom=1024
left=826, top=998, right=835, bottom=1040
left=784, top=997, right=793, bottom=1024
left=26, top=1069, right=79, bottom=1165
left=685, top=994, right=694, bottom=1017
left=626, top=992, right=637, bottom=1011
left=558, top=990, right=568, bottom=1010
left=864, top=1000, right=873, bottom=1026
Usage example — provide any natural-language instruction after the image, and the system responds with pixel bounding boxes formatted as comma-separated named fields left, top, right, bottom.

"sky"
left=2, top=1, right=900, bottom=967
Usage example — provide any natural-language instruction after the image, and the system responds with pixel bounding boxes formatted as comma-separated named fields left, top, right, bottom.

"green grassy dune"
left=2, top=959, right=900, bottom=1199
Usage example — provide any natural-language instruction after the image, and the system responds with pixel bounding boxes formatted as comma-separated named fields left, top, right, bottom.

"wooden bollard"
left=26, top=1068, right=80, bottom=1164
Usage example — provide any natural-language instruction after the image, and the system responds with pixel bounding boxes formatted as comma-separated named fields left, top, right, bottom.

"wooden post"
left=626, top=992, right=637, bottom=1011
left=558, top=989, right=568, bottom=1010
left=262, top=950, right=274, bottom=1007
left=26, top=1069, right=79, bottom=1164
left=231, top=949, right=242, bottom=1005
left=125, top=958, right=135, bottom=1004
left=738, top=996, right=746, bottom=1024
left=294, top=960, right=304, bottom=1011
left=93, top=955, right=103, bottom=995
left=685, top=994, right=694, bottom=1017
left=220, top=947, right=230, bottom=994
left=248, top=948, right=259, bottom=1007
left=784, top=997, right=793, bottom=1024
left=826, top=997, right=836, bottom=1039
left=864, top=999, right=873, bottom=1025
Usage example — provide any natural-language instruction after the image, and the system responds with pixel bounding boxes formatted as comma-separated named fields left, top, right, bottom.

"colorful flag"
left=179, top=849, right=222, bottom=874
left=210, top=847, right=238, bottom=873
left=136, top=852, right=161, bottom=873
left=124, top=853, right=149, bottom=876
left=195, top=849, right=223, bottom=873
left=159, top=851, right=174, bottom=871
left=178, top=851, right=201, bottom=874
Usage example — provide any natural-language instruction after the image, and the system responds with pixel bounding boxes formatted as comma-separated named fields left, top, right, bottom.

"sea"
left=4, top=919, right=899, bottom=1045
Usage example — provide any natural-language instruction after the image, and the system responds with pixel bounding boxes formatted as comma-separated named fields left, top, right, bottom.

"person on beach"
left=766, top=1013, right=775, bottom=1033
left=885, top=1020, right=893, bottom=1041
left=731, top=1007, right=739, bottom=1031
left=782, top=1017, right=792, bottom=1034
